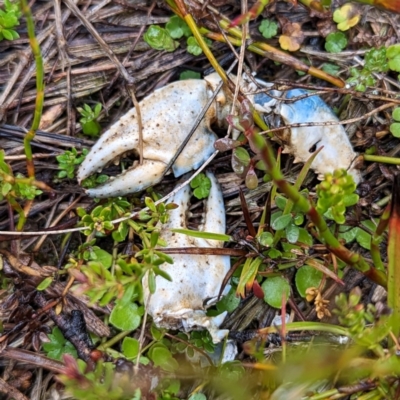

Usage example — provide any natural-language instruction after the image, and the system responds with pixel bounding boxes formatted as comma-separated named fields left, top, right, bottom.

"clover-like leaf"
left=144, top=25, right=178, bottom=52
left=333, top=4, right=360, bottom=31
left=190, top=173, right=211, bottom=199
left=279, top=22, right=304, bottom=52
left=166, top=15, right=191, bottom=39
left=325, top=32, right=347, bottom=53
left=259, top=19, right=278, bottom=39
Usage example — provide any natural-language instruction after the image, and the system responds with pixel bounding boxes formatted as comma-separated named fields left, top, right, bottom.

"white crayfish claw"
left=250, top=82, right=362, bottom=184
left=77, top=73, right=231, bottom=198
left=142, top=172, right=231, bottom=343
left=78, top=72, right=361, bottom=198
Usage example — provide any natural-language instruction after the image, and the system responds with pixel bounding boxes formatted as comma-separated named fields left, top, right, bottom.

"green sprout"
left=77, top=103, right=102, bottom=137
left=56, top=148, right=88, bottom=179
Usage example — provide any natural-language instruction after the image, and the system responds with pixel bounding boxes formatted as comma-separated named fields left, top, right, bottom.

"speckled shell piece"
left=252, top=85, right=361, bottom=184
left=142, top=172, right=230, bottom=343
left=77, top=79, right=219, bottom=198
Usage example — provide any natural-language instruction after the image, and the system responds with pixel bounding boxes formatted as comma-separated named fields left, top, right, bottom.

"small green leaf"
left=171, top=228, right=231, bottom=242
left=267, top=248, right=282, bottom=259
left=261, top=276, right=290, bottom=308
left=297, top=228, right=313, bottom=246
left=149, top=344, right=179, bottom=372
left=180, top=70, right=201, bottom=80
left=42, top=327, right=78, bottom=361
left=110, top=302, right=142, bottom=331
left=393, top=107, right=400, bottom=121
left=333, top=4, right=360, bottom=31
left=166, top=15, right=191, bottom=39
left=338, top=226, right=356, bottom=244
left=232, top=147, right=251, bottom=175
left=258, top=231, right=274, bottom=247
left=186, top=36, right=211, bottom=56
left=216, top=288, right=240, bottom=313
left=91, top=248, right=113, bottom=268
left=144, top=25, right=178, bottom=52
left=259, top=19, right=278, bottom=39
left=295, top=265, right=323, bottom=297
left=37, top=276, right=54, bottom=291
left=1, top=182, right=12, bottom=196
left=343, top=193, right=359, bottom=207
left=325, top=32, right=347, bottom=53
left=321, top=63, right=340, bottom=76
left=285, top=223, right=300, bottom=244
left=355, top=228, right=371, bottom=250
left=122, top=337, right=140, bottom=359
left=275, top=195, right=287, bottom=210
left=387, top=44, right=400, bottom=73
left=190, top=173, right=211, bottom=199
left=271, top=214, right=293, bottom=230
left=390, top=123, right=400, bottom=138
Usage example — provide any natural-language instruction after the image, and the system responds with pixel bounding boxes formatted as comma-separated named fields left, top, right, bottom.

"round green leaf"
left=122, top=337, right=139, bottom=359
left=261, top=277, right=290, bottom=308
left=258, top=232, right=274, bottom=247
left=187, top=36, right=203, bottom=56
left=271, top=214, right=292, bottom=230
left=295, top=265, right=323, bottom=297
left=285, top=224, right=300, bottom=243
left=110, top=302, right=142, bottom=331
left=393, top=107, right=400, bottom=121
left=390, top=122, right=400, bottom=138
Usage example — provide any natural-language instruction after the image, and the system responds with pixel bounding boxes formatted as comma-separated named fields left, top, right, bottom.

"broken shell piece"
left=251, top=83, right=361, bottom=184
left=142, top=172, right=230, bottom=343
left=77, top=74, right=230, bottom=198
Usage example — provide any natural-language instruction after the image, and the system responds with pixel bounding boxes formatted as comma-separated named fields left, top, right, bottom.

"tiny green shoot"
left=77, top=103, right=102, bottom=137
